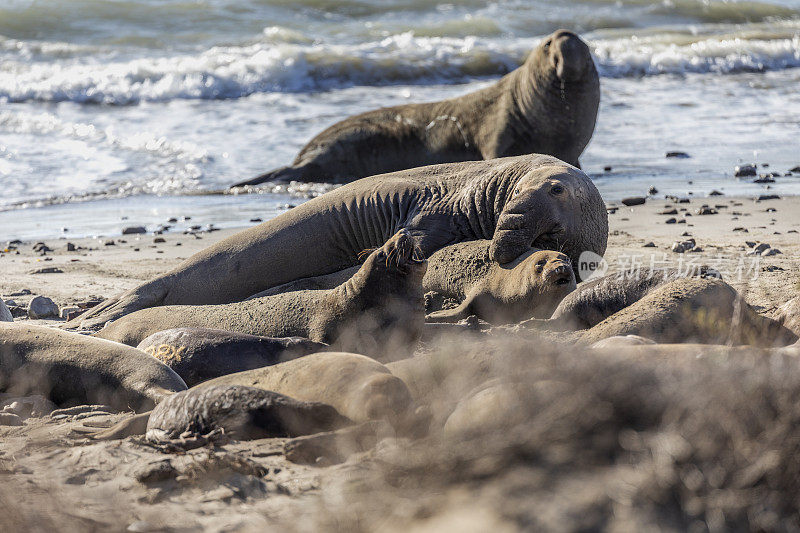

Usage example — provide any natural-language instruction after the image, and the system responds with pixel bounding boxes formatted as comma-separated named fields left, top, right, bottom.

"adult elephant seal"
left=233, top=29, right=599, bottom=186
left=0, top=323, right=186, bottom=412
left=96, top=229, right=426, bottom=361
left=145, top=384, right=351, bottom=443
left=251, top=240, right=576, bottom=325
left=137, top=328, right=328, bottom=387
left=580, top=278, right=798, bottom=347
left=202, top=352, right=416, bottom=429
left=71, top=154, right=607, bottom=329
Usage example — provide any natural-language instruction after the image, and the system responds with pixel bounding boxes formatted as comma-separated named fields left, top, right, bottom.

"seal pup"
left=233, top=29, right=599, bottom=186
left=0, top=323, right=186, bottom=412
left=580, top=277, right=798, bottom=347
left=96, top=229, right=426, bottom=361
left=424, top=244, right=576, bottom=324
left=202, top=352, right=415, bottom=428
left=72, top=154, right=607, bottom=328
left=251, top=240, right=576, bottom=324
left=137, top=328, right=327, bottom=387
left=0, top=300, right=11, bottom=322
left=145, top=384, right=351, bottom=443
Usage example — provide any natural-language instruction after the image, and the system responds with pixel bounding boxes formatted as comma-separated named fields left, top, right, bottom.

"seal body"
left=235, top=30, right=599, bottom=186
left=580, top=278, right=798, bottom=347
left=423, top=243, right=576, bottom=324
left=202, top=352, right=414, bottom=427
left=0, top=323, right=186, bottom=411
left=145, top=384, right=351, bottom=442
left=136, top=328, right=327, bottom=387
left=71, top=154, right=607, bottom=329
left=776, top=296, right=800, bottom=337
left=96, top=230, right=427, bottom=361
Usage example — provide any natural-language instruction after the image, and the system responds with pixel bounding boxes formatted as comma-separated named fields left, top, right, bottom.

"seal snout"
left=548, top=29, right=591, bottom=82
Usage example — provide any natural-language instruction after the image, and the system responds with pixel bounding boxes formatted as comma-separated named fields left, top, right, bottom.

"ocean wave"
left=1, top=22, right=799, bottom=104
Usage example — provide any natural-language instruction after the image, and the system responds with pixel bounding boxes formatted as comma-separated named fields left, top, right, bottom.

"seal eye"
left=550, top=184, right=564, bottom=196
left=543, top=39, right=551, bottom=50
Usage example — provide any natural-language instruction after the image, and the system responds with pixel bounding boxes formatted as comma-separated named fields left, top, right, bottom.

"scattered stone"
left=666, top=151, right=690, bottom=158
left=659, top=208, right=678, bottom=215
left=603, top=166, right=612, bottom=172
left=696, top=206, right=718, bottom=215
left=678, top=198, right=690, bottom=203
left=153, top=237, right=166, bottom=244
left=732, top=227, right=749, bottom=232
left=734, top=164, right=757, bottom=177
left=104, top=240, right=116, bottom=246
left=28, top=267, right=64, bottom=275
left=122, top=226, right=147, bottom=235
left=681, top=232, right=692, bottom=237
left=168, top=217, right=178, bottom=223
left=642, top=242, right=656, bottom=248
left=709, top=190, right=723, bottom=196
left=665, top=218, right=677, bottom=224
left=621, top=197, right=646, bottom=206
left=27, top=296, right=59, bottom=319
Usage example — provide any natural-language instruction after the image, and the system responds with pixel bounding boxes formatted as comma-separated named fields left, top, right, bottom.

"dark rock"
left=621, top=197, right=646, bottom=206
left=666, top=151, right=690, bottom=159
left=665, top=218, right=677, bottom=224
left=642, top=242, right=656, bottom=248
left=709, top=190, right=723, bottom=196
left=732, top=227, right=749, bottom=232
left=122, top=226, right=147, bottom=235
left=659, top=208, right=678, bottom=215
left=153, top=237, right=166, bottom=244
left=603, top=166, right=612, bottom=172
left=734, top=164, right=757, bottom=177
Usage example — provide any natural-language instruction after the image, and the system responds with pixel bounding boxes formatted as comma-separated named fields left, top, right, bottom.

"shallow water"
left=1, top=0, right=799, bottom=240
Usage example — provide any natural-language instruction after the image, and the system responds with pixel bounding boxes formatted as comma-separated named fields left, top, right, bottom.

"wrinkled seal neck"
left=456, top=167, right=528, bottom=241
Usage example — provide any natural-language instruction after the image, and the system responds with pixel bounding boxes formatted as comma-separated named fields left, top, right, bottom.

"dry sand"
left=1, top=193, right=799, bottom=531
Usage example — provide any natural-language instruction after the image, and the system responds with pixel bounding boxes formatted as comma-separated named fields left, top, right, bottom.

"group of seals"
left=233, top=30, right=599, bottom=187
left=71, top=154, right=608, bottom=329
left=95, top=229, right=426, bottom=360
left=0, top=323, right=186, bottom=412
left=253, top=239, right=576, bottom=324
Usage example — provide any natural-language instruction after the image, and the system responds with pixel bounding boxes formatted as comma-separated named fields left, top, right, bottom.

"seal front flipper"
left=426, top=301, right=472, bottom=323
left=66, top=276, right=172, bottom=330
left=230, top=165, right=309, bottom=188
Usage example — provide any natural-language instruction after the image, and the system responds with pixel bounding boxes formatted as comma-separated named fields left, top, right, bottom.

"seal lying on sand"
left=71, top=154, right=607, bottom=329
left=580, top=277, right=798, bottom=347
left=0, top=323, right=186, bottom=412
left=776, top=295, right=800, bottom=337
left=137, top=328, right=327, bottom=387
left=96, top=230, right=426, bottom=360
left=202, top=352, right=415, bottom=428
left=146, top=384, right=351, bottom=443
left=524, top=268, right=717, bottom=331
left=233, top=30, right=599, bottom=186
left=252, top=241, right=576, bottom=325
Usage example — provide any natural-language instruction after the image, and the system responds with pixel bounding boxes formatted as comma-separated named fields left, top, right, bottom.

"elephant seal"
left=0, top=300, right=11, bottom=322
left=96, top=229, right=426, bottom=361
left=590, top=335, right=655, bottom=349
left=424, top=245, right=575, bottom=324
left=145, top=384, right=351, bottom=443
left=580, top=277, right=798, bottom=347
left=0, top=323, right=186, bottom=412
left=202, top=352, right=414, bottom=427
left=71, top=154, right=608, bottom=329
left=252, top=240, right=576, bottom=325
left=775, top=296, right=800, bottom=337
left=233, top=30, right=599, bottom=186
left=524, top=267, right=718, bottom=331
left=136, top=328, right=327, bottom=387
